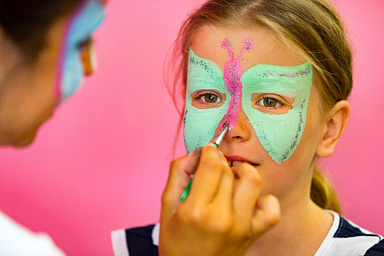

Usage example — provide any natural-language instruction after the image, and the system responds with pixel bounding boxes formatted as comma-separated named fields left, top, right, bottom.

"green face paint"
left=183, top=44, right=313, bottom=164
left=184, top=49, right=229, bottom=153
left=241, top=63, right=312, bottom=163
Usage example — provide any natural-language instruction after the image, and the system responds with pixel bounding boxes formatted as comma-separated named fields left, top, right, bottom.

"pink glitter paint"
left=220, top=38, right=254, bottom=130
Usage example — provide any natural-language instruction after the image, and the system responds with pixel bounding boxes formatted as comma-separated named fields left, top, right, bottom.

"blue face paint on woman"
left=55, top=0, right=106, bottom=102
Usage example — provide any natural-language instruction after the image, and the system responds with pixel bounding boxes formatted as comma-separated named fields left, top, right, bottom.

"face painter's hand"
left=159, top=143, right=281, bottom=256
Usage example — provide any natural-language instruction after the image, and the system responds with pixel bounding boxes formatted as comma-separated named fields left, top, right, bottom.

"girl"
left=111, top=0, right=383, bottom=255
left=0, top=0, right=106, bottom=254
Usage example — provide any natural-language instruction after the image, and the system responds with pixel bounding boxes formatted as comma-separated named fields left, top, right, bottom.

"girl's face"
left=185, top=25, right=326, bottom=200
left=0, top=0, right=106, bottom=146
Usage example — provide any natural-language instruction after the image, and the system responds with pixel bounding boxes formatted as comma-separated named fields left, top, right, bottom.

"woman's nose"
left=81, top=41, right=96, bottom=76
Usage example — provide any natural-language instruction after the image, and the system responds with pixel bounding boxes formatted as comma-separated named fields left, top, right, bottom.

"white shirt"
left=0, top=210, right=66, bottom=256
left=111, top=211, right=383, bottom=256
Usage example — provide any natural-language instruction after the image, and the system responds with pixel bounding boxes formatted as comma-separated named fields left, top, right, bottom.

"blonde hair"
left=167, top=0, right=352, bottom=213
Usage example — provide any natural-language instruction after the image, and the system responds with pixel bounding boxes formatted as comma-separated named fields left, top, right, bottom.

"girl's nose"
left=221, top=108, right=252, bottom=143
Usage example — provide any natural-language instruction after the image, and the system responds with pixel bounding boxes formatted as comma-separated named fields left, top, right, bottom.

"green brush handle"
left=180, top=178, right=193, bottom=201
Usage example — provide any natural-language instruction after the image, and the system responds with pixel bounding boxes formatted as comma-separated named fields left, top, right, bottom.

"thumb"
left=251, top=194, right=281, bottom=237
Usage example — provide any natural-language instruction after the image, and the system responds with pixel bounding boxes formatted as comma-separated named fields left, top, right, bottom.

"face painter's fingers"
left=187, top=143, right=228, bottom=203
left=161, top=148, right=202, bottom=218
left=231, top=164, right=280, bottom=240
left=251, top=194, right=281, bottom=236
left=231, top=163, right=262, bottom=222
left=184, top=147, right=202, bottom=175
left=212, top=152, right=235, bottom=209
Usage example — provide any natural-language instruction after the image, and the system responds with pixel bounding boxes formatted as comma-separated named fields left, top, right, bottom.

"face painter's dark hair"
left=0, top=0, right=84, bottom=60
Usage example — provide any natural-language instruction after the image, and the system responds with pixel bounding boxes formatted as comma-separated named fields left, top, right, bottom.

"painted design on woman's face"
left=55, top=0, right=106, bottom=102
left=183, top=38, right=313, bottom=163
left=221, top=38, right=254, bottom=129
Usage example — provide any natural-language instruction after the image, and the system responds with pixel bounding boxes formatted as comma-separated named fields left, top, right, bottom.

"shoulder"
left=316, top=211, right=383, bottom=256
left=0, top=210, right=66, bottom=256
left=111, top=223, right=159, bottom=256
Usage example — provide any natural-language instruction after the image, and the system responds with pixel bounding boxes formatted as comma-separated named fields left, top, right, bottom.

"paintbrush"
left=180, top=124, right=229, bottom=201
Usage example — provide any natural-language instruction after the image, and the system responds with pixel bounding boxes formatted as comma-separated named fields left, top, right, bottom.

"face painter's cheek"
left=220, top=38, right=254, bottom=130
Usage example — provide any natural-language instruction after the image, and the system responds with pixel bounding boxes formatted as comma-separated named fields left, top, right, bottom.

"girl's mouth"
left=225, top=156, right=258, bottom=167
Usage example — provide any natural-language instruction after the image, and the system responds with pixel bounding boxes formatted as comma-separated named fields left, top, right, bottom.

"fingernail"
left=189, top=147, right=202, bottom=156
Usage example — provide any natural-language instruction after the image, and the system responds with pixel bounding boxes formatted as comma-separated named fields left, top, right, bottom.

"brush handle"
left=180, top=179, right=193, bottom=201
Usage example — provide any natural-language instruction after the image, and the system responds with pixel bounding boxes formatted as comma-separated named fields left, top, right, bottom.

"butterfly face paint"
left=183, top=38, right=313, bottom=164
left=183, top=39, right=253, bottom=152
left=220, top=38, right=254, bottom=130
left=184, top=49, right=228, bottom=152
left=55, top=0, right=106, bottom=102
left=241, top=62, right=312, bottom=163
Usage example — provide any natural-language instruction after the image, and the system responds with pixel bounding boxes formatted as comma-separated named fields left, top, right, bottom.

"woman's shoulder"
left=316, top=211, right=383, bottom=256
left=111, top=223, right=159, bottom=256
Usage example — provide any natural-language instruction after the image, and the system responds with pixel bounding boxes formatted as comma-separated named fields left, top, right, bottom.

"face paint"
left=221, top=38, right=254, bottom=130
left=55, top=0, right=106, bottom=102
left=183, top=38, right=313, bottom=163
left=183, top=49, right=228, bottom=153
left=241, top=63, right=312, bottom=163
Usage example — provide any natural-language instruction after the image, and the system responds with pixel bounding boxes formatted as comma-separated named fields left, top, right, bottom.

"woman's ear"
left=316, top=100, right=350, bottom=158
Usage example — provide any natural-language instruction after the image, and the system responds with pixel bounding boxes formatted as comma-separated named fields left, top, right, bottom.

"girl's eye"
left=252, top=93, right=293, bottom=114
left=191, top=90, right=225, bottom=109
left=200, top=94, right=222, bottom=103
left=256, top=97, right=282, bottom=108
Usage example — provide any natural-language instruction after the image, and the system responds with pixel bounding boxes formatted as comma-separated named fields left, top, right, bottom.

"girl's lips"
left=225, top=155, right=258, bottom=166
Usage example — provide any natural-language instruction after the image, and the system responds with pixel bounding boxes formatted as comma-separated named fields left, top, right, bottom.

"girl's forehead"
left=191, top=25, right=306, bottom=72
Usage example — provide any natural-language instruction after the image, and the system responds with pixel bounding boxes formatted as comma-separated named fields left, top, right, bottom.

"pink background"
left=0, top=0, right=383, bottom=255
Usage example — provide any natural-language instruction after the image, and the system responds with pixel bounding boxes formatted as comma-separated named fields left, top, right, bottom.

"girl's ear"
left=316, top=100, right=350, bottom=158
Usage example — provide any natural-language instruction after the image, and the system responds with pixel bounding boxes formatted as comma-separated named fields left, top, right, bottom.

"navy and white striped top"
left=111, top=211, right=383, bottom=256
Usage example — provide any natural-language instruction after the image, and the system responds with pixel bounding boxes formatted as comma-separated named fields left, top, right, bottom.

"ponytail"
left=310, top=165, right=341, bottom=214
